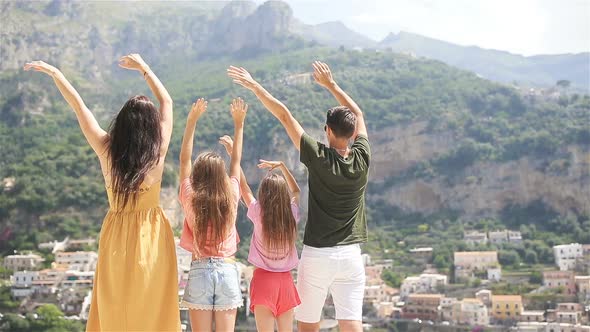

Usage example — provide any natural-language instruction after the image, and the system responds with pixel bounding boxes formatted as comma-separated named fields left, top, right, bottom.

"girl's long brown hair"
left=258, top=173, right=296, bottom=258
left=107, top=95, right=162, bottom=208
left=190, top=152, right=236, bottom=255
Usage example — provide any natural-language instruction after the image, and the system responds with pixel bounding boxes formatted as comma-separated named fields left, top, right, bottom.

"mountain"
left=292, top=20, right=376, bottom=48
left=1, top=0, right=589, bottom=255
left=378, top=31, right=590, bottom=90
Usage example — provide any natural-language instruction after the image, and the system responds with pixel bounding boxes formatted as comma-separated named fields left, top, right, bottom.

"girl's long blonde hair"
left=258, top=173, right=296, bottom=258
left=190, top=152, right=236, bottom=255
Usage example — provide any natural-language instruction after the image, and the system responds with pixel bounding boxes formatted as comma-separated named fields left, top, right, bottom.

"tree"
left=0, top=285, right=19, bottom=311
left=499, top=250, right=520, bottom=267
left=524, top=250, right=538, bottom=264
left=381, top=269, right=403, bottom=288
left=529, top=271, right=542, bottom=284
left=30, top=304, right=68, bottom=331
left=0, top=313, right=30, bottom=332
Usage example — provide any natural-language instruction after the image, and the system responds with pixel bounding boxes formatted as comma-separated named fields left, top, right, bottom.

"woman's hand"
left=118, top=53, right=149, bottom=72
left=23, top=61, right=59, bottom=77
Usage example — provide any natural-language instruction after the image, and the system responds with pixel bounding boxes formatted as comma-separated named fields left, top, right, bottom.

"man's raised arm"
left=312, top=61, right=368, bottom=139
left=227, top=66, right=305, bottom=150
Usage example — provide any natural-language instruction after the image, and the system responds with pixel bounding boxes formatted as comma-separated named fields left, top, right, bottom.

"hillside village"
left=3, top=231, right=589, bottom=331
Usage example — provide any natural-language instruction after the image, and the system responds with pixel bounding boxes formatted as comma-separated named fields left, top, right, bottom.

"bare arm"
left=219, top=135, right=255, bottom=206
left=119, top=54, right=173, bottom=152
left=258, top=160, right=301, bottom=206
left=24, top=61, right=107, bottom=155
left=313, top=61, right=368, bottom=139
left=179, top=98, right=207, bottom=181
left=227, top=66, right=305, bottom=150
left=229, top=98, right=247, bottom=179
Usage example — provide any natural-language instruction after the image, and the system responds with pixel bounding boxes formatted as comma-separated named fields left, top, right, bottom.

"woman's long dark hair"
left=107, top=95, right=162, bottom=208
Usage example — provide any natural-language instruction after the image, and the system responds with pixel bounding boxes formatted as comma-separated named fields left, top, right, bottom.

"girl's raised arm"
left=229, top=98, right=247, bottom=180
left=220, top=135, right=255, bottom=206
left=257, top=160, right=301, bottom=206
left=179, top=98, right=207, bottom=181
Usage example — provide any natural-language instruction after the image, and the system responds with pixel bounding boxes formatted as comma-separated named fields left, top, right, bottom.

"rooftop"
left=492, top=295, right=522, bottom=301
left=454, top=251, right=497, bottom=256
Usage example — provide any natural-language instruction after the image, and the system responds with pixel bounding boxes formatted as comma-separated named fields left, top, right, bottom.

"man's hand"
left=188, top=98, right=207, bottom=123
left=219, top=135, right=233, bottom=156
left=312, top=61, right=336, bottom=89
left=227, top=66, right=260, bottom=91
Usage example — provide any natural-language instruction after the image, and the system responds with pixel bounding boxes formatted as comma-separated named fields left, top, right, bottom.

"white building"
left=454, top=251, right=500, bottom=280
left=464, top=231, right=488, bottom=245
left=476, top=289, right=492, bottom=306
left=508, top=231, right=523, bottom=244
left=487, top=267, right=502, bottom=281
left=409, top=247, right=433, bottom=263
left=553, top=243, right=584, bottom=271
left=362, top=253, right=371, bottom=266
left=10, top=270, right=39, bottom=298
left=400, top=273, right=447, bottom=299
left=3, top=253, right=44, bottom=270
left=12, top=270, right=39, bottom=287
left=54, top=251, right=98, bottom=272
left=489, top=230, right=508, bottom=244
left=440, top=298, right=489, bottom=327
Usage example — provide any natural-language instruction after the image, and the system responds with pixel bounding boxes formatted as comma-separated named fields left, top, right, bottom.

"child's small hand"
left=219, top=135, right=234, bottom=156
left=257, top=159, right=283, bottom=171
left=188, top=98, right=207, bottom=122
left=230, top=97, right=247, bottom=125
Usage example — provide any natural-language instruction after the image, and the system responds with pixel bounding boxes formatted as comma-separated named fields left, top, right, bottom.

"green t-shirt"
left=299, top=133, right=371, bottom=247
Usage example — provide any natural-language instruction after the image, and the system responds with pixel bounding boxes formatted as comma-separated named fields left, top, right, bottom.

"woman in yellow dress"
left=24, top=54, right=180, bottom=331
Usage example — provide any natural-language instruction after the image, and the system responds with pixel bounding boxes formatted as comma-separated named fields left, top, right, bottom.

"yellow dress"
left=86, top=181, right=181, bottom=331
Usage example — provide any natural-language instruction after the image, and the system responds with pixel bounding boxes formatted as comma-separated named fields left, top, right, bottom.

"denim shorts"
left=180, top=258, right=243, bottom=311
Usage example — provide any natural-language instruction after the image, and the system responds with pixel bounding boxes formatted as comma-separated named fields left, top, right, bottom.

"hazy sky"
left=262, top=0, right=590, bottom=56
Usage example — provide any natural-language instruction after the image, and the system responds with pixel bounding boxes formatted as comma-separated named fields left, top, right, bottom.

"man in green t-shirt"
left=228, top=61, right=370, bottom=332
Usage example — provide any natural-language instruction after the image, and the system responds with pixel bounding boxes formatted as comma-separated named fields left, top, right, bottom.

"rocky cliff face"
left=369, top=125, right=590, bottom=219
left=207, top=1, right=298, bottom=54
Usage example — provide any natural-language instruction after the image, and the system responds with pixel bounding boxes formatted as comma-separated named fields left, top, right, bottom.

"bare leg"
left=276, top=309, right=294, bottom=332
left=254, top=305, right=276, bottom=331
left=189, top=309, right=213, bottom=332
left=337, top=319, right=362, bottom=332
left=214, top=308, right=238, bottom=332
left=297, top=321, right=320, bottom=332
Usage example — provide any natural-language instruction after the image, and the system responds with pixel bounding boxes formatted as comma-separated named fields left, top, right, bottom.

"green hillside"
left=0, top=1, right=589, bottom=262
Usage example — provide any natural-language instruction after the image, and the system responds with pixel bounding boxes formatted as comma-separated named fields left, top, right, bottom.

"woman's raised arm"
left=24, top=61, right=107, bottom=155
left=118, top=54, right=173, bottom=153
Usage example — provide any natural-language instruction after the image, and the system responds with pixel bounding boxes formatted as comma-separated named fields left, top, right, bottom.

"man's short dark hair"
left=326, top=106, right=356, bottom=139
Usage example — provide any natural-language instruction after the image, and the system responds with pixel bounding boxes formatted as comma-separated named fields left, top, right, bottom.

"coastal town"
left=2, top=231, right=589, bottom=331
